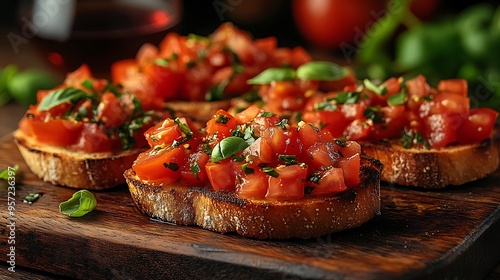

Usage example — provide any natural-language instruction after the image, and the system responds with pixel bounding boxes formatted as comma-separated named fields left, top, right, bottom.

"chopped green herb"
left=263, top=167, right=279, bottom=178
left=363, top=79, right=387, bottom=95
left=278, top=155, right=297, bottom=165
left=190, top=162, right=201, bottom=180
left=24, top=193, right=41, bottom=204
left=364, top=107, right=384, bottom=123
left=163, top=162, right=180, bottom=171
left=232, top=155, right=245, bottom=162
left=314, top=99, right=337, bottom=111
left=275, top=119, right=288, bottom=129
left=243, top=91, right=261, bottom=103
left=335, top=91, right=361, bottom=104
left=334, top=139, right=347, bottom=147
left=0, top=165, right=18, bottom=180
left=81, top=79, right=94, bottom=91
left=308, top=172, right=321, bottom=184
left=216, top=114, right=230, bottom=124
left=258, top=111, right=274, bottom=117
left=387, top=91, right=406, bottom=106
left=304, top=186, right=315, bottom=195
left=241, top=163, right=255, bottom=174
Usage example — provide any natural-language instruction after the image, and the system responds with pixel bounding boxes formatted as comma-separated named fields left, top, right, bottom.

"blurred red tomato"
left=292, top=0, right=439, bottom=49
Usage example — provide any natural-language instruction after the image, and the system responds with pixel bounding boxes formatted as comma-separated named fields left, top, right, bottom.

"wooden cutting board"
left=1, top=134, right=499, bottom=280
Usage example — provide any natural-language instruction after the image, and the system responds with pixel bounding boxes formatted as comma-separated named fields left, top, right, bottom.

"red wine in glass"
left=19, top=0, right=182, bottom=79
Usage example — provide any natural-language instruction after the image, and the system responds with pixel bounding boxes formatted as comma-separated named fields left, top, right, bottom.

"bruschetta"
left=124, top=107, right=382, bottom=239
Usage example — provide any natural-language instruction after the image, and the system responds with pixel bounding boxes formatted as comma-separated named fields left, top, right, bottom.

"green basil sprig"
left=59, top=190, right=97, bottom=217
left=211, top=136, right=249, bottom=162
left=38, top=88, right=90, bottom=111
left=247, top=61, right=348, bottom=85
left=296, top=61, right=348, bottom=81
left=247, top=67, right=296, bottom=84
left=387, top=91, right=406, bottom=106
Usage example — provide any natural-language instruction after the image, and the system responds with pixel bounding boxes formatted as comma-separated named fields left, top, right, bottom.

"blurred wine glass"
left=18, top=0, right=182, bottom=78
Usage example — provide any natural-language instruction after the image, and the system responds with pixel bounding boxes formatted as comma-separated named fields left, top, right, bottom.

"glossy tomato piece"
left=96, top=92, right=127, bottom=128
left=133, top=146, right=187, bottom=183
left=302, top=110, right=348, bottom=138
left=261, top=127, right=300, bottom=158
left=206, top=109, right=238, bottom=140
left=310, top=167, right=347, bottom=195
left=266, top=165, right=307, bottom=200
left=339, top=154, right=361, bottom=187
left=306, top=141, right=340, bottom=170
left=243, top=137, right=273, bottom=164
left=111, top=59, right=138, bottom=84
left=28, top=119, right=83, bottom=146
left=63, top=64, right=93, bottom=88
left=424, top=113, right=460, bottom=149
left=237, top=168, right=269, bottom=199
left=206, top=161, right=237, bottom=191
left=344, top=119, right=371, bottom=140
left=297, top=122, right=321, bottom=150
left=437, top=79, right=468, bottom=96
left=457, top=108, right=498, bottom=144
left=144, top=118, right=184, bottom=148
left=73, top=123, right=115, bottom=153
left=370, top=105, right=407, bottom=140
left=181, top=151, right=210, bottom=186
left=144, top=63, right=184, bottom=101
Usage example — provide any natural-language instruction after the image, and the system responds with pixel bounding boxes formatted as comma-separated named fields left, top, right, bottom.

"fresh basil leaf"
left=38, top=88, right=89, bottom=111
left=24, top=193, right=41, bottom=204
left=211, top=136, right=250, bottom=162
left=363, top=79, right=387, bottom=95
left=296, top=61, right=348, bottom=81
left=190, top=162, right=201, bottom=179
left=308, top=172, right=321, bottom=184
left=387, top=92, right=406, bottom=106
left=59, top=190, right=96, bottom=217
left=247, top=68, right=296, bottom=84
left=0, top=165, right=18, bottom=180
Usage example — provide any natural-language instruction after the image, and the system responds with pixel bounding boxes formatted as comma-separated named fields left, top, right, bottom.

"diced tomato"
left=143, top=63, right=184, bottom=101
left=64, top=64, right=93, bottom=88
left=297, top=122, right=321, bottom=150
left=243, top=137, right=273, bottom=164
left=111, top=59, right=138, bottom=84
left=72, top=123, right=115, bottom=153
left=234, top=105, right=262, bottom=124
left=458, top=108, right=498, bottom=144
left=181, top=152, right=210, bottom=186
left=428, top=93, right=470, bottom=117
left=370, top=105, right=406, bottom=140
left=133, top=146, right=186, bottom=183
left=262, top=127, right=300, bottom=158
left=206, top=109, right=238, bottom=139
left=383, top=77, right=402, bottom=96
left=437, top=79, right=468, bottom=96
left=339, top=154, right=361, bottom=187
left=237, top=168, right=268, bottom=199
left=28, top=119, right=83, bottom=146
left=144, top=118, right=183, bottom=148
left=302, top=110, right=348, bottom=138
left=309, top=167, right=347, bottom=195
left=344, top=119, right=371, bottom=141
left=136, top=43, right=159, bottom=67
left=266, top=165, right=307, bottom=200
left=96, top=92, right=127, bottom=128
left=406, top=75, right=430, bottom=98
left=336, top=140, right=361, bottom=159
left=206, top=161, right=237, bottom=191
left=306, top=141, right=340, bottom=170
left=424, top=113, right=460, bottom=149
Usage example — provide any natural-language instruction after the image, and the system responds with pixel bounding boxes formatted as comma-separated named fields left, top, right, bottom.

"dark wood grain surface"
left=0, top=133, right=499, bottom=279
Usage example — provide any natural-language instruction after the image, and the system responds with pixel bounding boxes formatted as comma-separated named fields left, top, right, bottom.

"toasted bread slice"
left=125, top=156, right=382, bottom=240
left=361, top=138, right=499, bottom=188
left=14, top=129, right=143, bottom=190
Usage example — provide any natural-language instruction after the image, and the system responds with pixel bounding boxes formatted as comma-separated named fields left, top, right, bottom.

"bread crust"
left=125, top=156, right=382, bottom=239
left=14, top=130, right=143, bottom=190
left=361, top=138, right=500, bottom=188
